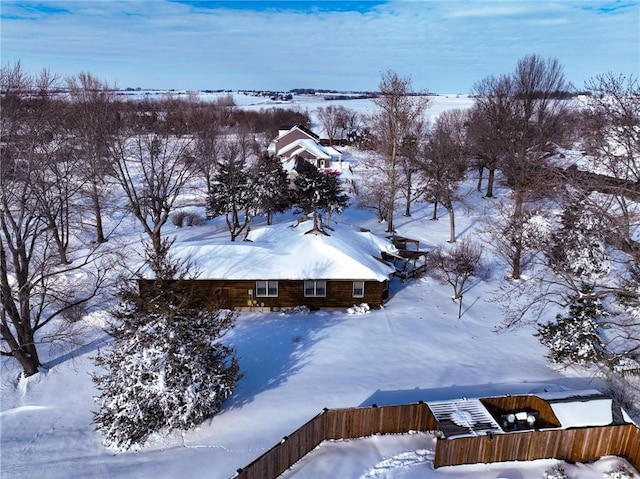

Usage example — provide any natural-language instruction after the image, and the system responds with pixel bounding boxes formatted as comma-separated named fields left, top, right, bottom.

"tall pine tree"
left=207, top=154, right=255, bottom=241
left=92, top=244, right=241, bottom=451
left=251, top=153, right=293, bottom=225
left=536, top=284, right=607, bottom=366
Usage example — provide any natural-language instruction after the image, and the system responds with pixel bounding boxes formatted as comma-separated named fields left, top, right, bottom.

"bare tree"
left=473, top=55, right=572, bottom=279
left=417, top=109, right=470, bottom=242
left=109, top=98, right=195, bottom=267
left=30, top=142, right=85, bottom=264
left=0, top=63, right=110, bottom=377
left=466, top=100, right=508, bottom=198
left=580, top=73, right=640, bottom=251
left=368, top=70, right=430, bottom=233
left=66, top=72, right=119, bottom=244
left=430, top=239, right=484, bottom=318
left=398, top=119, right=427, bottom=217
left=190, top=104, right=226, bottom=197
left=355, top=155, right=392, bottom=222
left=339, top=108, right=365, bottom=146
left=317, top=104, right=357, bottom=145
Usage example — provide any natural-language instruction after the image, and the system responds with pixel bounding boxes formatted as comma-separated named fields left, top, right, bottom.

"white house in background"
left=269, top=124, right=319, bottom=155
left=269, top=125, right=343, bottom=171
left=278, top=139, right=343, bottom=171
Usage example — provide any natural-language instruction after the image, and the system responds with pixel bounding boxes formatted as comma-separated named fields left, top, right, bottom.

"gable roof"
left=277, top=138, right=335, bottom=160
left=278, top=124, right=319, bottom=140
left=158, top=220, right=397, bottom=281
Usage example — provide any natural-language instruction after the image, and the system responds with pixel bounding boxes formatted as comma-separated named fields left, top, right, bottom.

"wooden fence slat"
left=434, top=425, right=639, bottom=470
left=233, top=405, right=639, bottom=479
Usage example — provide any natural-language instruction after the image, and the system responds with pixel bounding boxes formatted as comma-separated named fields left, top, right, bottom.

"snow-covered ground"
left=1, top=97, right=638, bottom=479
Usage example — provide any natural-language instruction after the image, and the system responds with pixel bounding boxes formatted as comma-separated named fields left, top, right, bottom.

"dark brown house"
left=141, top=219, right=396, bottom=311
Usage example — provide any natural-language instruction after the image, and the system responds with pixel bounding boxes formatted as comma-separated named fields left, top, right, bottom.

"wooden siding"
left=144, top=279, right=388, bottom=310
left=480, top=395, right=562, bottom=429
left=433, top=424, right=640, bottom=469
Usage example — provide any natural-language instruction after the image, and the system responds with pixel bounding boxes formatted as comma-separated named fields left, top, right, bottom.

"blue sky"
left=1, top=1, right=638, bottom=93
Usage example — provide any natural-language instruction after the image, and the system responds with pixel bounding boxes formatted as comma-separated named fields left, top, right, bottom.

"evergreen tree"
left=92, top=247, right=241, bottom=451
left=536, top=284, right=607, bottom=366
left=207, top=153, right=255, bottom=241
left=293, top=168, right=349, bottom=221
left=548, top=196, right=610, bottom=280
left=251, top=153, right=292, bottom=225
left=293, top=166, right=324, bottom=214
left=319, top=170, right=349, bottom=226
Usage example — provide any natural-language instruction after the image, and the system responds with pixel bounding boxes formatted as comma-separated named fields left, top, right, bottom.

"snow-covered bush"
left=281, top=305, right=310, bottom=315
left=347, top=303, right=371, bottom=315
left=604, top=464, right=637, bottom=479
left=170, top=210, right=188, bottom=227
left=92, top=288, right=241, bottom=451
left=184, top=211, right=204, bottom=227
left=544, top=464, right=569, bottom=479
left=536, top=284, right=607, bottom=366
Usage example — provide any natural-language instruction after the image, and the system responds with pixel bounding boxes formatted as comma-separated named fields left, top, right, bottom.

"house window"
left=353, top=281, right=365, bottom=298
left=256, top=280, right=278, bottom=297
left=304, top=280, right=326, bottom=297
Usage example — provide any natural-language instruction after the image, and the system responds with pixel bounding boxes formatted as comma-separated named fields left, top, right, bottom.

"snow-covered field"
left=1, top=94, right=638, bottom=479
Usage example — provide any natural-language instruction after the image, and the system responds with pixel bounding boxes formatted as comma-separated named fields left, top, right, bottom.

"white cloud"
left=1, top=0, right=638, bottom=92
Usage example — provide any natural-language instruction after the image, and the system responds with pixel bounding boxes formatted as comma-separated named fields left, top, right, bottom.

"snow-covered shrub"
left=605, top=465, right=637, bottom=479
left=544, top=464, right=569, bottom=479
left=536, top=284, right=607, bottom=366
left=170, top=210, right=188, bottom=227
left=347, top=303, right=371, bottom=315
left=92, top=289, right=241, bottom=451
left=281, top=305, right=311, bottom=315
left=183, top=211, right=204, bottom=227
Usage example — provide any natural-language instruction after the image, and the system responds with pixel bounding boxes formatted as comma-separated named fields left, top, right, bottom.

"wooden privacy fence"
left=232, top=402, right=437, bottom=479
left=434, top=424, right=640, bottom=469
left=232, top=403, right=639, bottom=479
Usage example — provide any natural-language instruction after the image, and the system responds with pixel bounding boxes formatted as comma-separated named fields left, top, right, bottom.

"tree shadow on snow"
left=43, top=334, right=112, bottom=370
left=224, top=311, right=340, bottom=410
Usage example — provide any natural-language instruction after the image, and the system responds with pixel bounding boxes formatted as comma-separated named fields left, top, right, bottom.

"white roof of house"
left=278, top=139, right=336, bottom=160
left=160, top=219, right=396, bottom=281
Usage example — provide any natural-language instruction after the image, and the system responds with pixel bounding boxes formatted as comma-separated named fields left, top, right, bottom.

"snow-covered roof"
left=156, top=220, right=397, bottom=281
left=428, top=398, right=503, bottom=438
left=536, top=389, right=633, bottom=428
left=427, top=390, right=635, bottom=439
left=277, top=138, right=335, bottom=160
